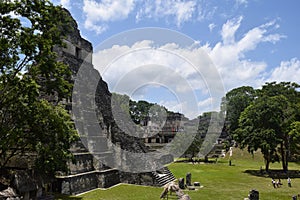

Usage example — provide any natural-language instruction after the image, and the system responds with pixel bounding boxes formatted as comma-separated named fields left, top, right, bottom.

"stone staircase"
left=152, top=167, right=176, bottom=187
left=53, top=137, right=120, bottom=195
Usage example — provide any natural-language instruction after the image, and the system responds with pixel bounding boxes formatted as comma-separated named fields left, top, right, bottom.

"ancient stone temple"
left=52, top=9, right=175, bottom=195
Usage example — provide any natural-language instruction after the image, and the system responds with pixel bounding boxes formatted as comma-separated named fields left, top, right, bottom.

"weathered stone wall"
left=97, top=169, right=120, bottom=188
left=68, top=153, right=94, bottom=174
left=55, top=172, right=98, bottom=195
left=54, top=169, right=121, bottom=195
left=119, top=172, right=159, bottom=187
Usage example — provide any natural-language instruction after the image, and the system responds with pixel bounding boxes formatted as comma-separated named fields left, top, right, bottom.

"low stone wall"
left=119, top=172, right=159, bottom=187
left=54, top=169, right=121, bottom=195
left=54, top=169, right=159, bottom=195
left=97, top=169, right=120, bottom=188
left=54, top=171, right=98, bottom=195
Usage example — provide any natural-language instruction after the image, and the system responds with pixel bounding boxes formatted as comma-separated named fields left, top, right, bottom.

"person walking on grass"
left=275, top=179, right=282, bottom=187
left=288, top=177, right=292, bottom=187
left=272, top=179, right=277, bottom=188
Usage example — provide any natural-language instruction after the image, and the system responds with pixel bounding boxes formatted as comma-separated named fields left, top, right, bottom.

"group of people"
left=271, top=177, right=292, bottom=188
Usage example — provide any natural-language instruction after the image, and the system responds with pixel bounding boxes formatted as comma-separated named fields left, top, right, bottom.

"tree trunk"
left=264, top=153, right=270, bottom=172
left=280, top=142, right=287, bottom=172
left=285, top=142, right=290, bottom=172
left=285, top=136, right=290, bottom=172
left=265, top=159, right=270, bottom=172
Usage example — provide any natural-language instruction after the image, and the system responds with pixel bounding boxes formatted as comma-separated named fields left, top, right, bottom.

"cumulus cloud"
left=83, top=0, right=135, bottom=34
left=204, top=17, right=285, bottom=91
left=82, top=0, right=199, bottom=34
left=93, top=40, right=224, bottom=119
left=91, top=17, right=288, bottom=118
left=267, top=58, right=300, bottom=83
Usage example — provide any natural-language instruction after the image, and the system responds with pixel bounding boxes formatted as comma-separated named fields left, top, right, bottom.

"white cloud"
left=60, top=0, right=71, bottom=9
left=50, top=0, right=71, bottom=8
left=235, top=0, right=248, bottom=7
left=83, top=0, right=135, bottom=34
left=208, top=23, right=216, bottom=32
left=137, top=0, right=196, bottom=27
left=159, top=100, right=184, bottom=114
left=221, top=16, right=243, bottom=45
left=91, top=17, right=288, bottom=118
left=197, top=97, right=213, bottom=113
left=84, top=20, right=108, bottom=35
left=267, top=58, right=300, bottom=83
left=197, top=3, right=217, bottom=21
left=79, top=0, right=219, bottom=34
left=93, top=40, right=223, bottom=119
left=205, top=17, right=285, bottom=91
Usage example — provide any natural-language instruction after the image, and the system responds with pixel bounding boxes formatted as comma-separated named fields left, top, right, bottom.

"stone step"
left=156, top=175, right=176, bottom=186
left=152, top=167, right=176, bottom=187
left=158, top=178, right=176, bottom=187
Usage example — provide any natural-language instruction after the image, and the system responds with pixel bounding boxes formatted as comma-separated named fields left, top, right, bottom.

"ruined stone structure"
left=52, top=9, right=175, bottom=195
left=144, top=113, right=189, bottom=151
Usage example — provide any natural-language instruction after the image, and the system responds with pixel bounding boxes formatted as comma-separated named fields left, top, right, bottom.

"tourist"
left=276, top=179, right=282, bottom=187
left=288, top=177, right=292, bottom=187
left=272, top=178, right=276, bottom=188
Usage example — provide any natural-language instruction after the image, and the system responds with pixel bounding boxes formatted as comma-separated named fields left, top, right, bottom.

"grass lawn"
left=57, top=149, right=300, bottom=200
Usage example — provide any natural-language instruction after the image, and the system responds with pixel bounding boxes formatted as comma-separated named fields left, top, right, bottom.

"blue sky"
left=51, top=0, right=300, bottom=119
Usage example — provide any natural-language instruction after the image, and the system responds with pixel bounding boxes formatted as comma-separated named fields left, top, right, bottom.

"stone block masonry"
left=52, top=8, right=176, bottom=195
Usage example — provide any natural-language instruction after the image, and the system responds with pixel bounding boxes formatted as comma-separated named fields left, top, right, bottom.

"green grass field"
left=57, top=149, right=300, bottom=200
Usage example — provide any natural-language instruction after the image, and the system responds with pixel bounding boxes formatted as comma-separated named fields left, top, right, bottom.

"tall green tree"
left=259, top=82, right=300, bottom=171
left=235, top=95, right=290, bottom=171
left=223, top=86, right=256, bottom=134
left=289, top=121, right=300, bottom=160
left=221, top=86, right=256, bottom=147
left=234, top=82, right=300, bottom=171
left=0, top=0, right=78, bottom=176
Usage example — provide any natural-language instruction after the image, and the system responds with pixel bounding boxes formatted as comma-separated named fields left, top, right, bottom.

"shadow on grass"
left=174, top=158, right=217, bottom=164
left=244, top=169, right=300, bottom=178
left=54, top=193, right=83, bottom=200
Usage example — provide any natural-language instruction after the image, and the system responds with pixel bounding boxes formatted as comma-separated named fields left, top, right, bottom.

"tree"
left=289, top=121, right=300, bottom=160
left=234, top=95, right=288, bottom=171
left=234, top=82, right=300, bottom=171
left=289, top=121, right=300, bottom=161
left=0, top=0, right=78, bottom=176
left=221, top=86, right=256, bottom=148
left=223, top=86, right=256, bottom=134
left=259, top=82, right=300, bottom=171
